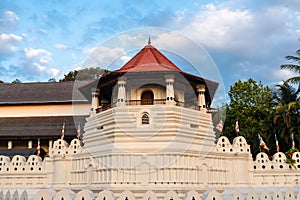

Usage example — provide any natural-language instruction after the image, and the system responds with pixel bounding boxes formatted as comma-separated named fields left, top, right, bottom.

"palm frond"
left=288, top=101, right=300, bottom=111
left=285, top=76, right=300, bottom=84
left=273, top=114, right=281, bottom=124
left=280, top=64, right=300, bottom=73
left=285, top=55, right=300, bottom=62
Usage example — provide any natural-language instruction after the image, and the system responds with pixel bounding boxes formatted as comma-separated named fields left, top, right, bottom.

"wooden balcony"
left=95, top=99, right=210, bottom=113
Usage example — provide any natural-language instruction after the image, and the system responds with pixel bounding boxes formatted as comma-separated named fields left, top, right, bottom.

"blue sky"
left=0, top=0, right=300, bottom=95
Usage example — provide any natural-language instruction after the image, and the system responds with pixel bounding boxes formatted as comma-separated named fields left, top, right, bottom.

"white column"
left=165, top=75, right=176, bottom=105
left=91, top=88, right=100, bottom=114
left=28, top=140, right=33, bottom=148
left=8, top=140, right=13, bottom=149
left=117, top=77, right=127, bottom=107
left=49, top=140, right=53, bottom=149
left=197, top=84, right=206, bottom=109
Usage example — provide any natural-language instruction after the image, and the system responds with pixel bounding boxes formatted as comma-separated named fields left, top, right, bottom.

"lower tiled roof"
left=0, top=116, right=87, bottom=139
left=0, top=81, right=90, bottom=105
left=0, top=148, right=37, bottom=159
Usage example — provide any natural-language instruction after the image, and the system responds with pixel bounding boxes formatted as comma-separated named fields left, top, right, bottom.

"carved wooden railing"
left=95, top=99, right=211, bottom=113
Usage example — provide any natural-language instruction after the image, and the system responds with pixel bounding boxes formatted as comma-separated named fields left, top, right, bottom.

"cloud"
left=181, top=4, right=298, bottom=59
left=49, top=68, right=60, bottom=76
left=0, top=33, right=22, bottom=58
left=182, top=5, right=253, bottom=52
left=21, top=48, right=56, bottom=79
left=272, top=69, right=298, bottom=82
left=174, top=3, right=300, bottom=88
left=24, top=48, right=52, bottom=64
left=0, top=10, right=19, bottom=31
left=54, top=43, right=69, bottom=50
left=82, top=46, right=126, bottom=69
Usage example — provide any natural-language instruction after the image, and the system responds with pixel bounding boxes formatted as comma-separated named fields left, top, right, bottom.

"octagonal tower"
left=77, top=41, right=219, bottom=188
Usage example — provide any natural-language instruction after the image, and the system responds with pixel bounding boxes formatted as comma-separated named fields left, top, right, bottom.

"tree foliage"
left=280, top=44, right=300, bottom=84
left=12, top=79, right=21, bottom=83
left=48, top=78, right=57, bottom=82
left=60, top=67, right=109, bottom=82
left=223, top=78, right=274, bottom=157
left=273, top=82, right=300, bottom=152
left=276, top=43, right=300, bottom=152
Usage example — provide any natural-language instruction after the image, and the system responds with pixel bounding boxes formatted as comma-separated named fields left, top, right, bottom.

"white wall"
left=0, top=104, right=90, bottom=117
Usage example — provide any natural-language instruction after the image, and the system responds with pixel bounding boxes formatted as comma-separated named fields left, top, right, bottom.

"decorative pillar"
left=28, top=140, right=33, bottom=149
left=117, top=77, right=127, bottom=106
left=91, top=88, right=100, bottom=113
left=49, top=140, right=53, bottom=149
left=196, top=84, right=206, bottom=109
left=165, top=75, right=176, bottom=105
left=8, top=140, right=13, bottom=149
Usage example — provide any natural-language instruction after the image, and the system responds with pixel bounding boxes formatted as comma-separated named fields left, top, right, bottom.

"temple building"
left=0, top=41, right=300, bottom=200
left=0, top=81, right=90, bottom=156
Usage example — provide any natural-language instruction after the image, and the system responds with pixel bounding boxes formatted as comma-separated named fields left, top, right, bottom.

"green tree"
left=12, top=79, right=21, bottom=83
left=280, top=45, right=300, bottom=84
left=277, top=42, right=300, bottom=151
left=272, top=82, right=300, bottom=152
left=60, top=70, right=78, bottom=81
left=223, top=78, right=274, bottom=157
left=274, top=102, right=300, bottom=148
left=273, top=82, right=299, bottom=105
left=0, top=80, right=4, bottom=83
left=60, top=67, right=109, bottom=81
left=48, top=78, right=57, bottom=82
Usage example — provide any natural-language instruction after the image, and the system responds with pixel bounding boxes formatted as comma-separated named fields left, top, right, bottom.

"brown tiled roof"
left=0, top=116, right=87, bottom=139
left=0, top=81, right=90, bottom=105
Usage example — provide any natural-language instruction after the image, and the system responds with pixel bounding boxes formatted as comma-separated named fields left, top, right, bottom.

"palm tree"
left=277, top=44, right=300, bottom=150
left=280, top=48, right=300, bottom=84
left=273, top=82, right=299, bottom=105
left=273, top=82, right=300, bottom=151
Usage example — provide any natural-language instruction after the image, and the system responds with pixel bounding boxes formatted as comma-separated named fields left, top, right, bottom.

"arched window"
left=141, top=113, right=150, bottom=125
left=141, top=91, right=154, bottom=105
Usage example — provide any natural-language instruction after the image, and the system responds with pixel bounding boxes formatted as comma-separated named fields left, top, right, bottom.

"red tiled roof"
left=116, top=44, right=182, bottom=73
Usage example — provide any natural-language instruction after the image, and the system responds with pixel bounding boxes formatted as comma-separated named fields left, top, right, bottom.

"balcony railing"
left=95, top=99, right=210, bottom=113
left=127, top=99, right=166, bottom=105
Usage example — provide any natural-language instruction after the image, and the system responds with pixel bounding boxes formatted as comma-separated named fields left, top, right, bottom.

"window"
left=141, top=113, right=149, bottom=125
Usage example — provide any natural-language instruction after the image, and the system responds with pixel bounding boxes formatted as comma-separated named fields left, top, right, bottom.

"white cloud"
left=54, top=43, right=69, bottom=49
left=22, top=48, right=53, bottom=78
left=33, top=62, right=46, bottom=71
left=0, top=33, right=22, bottom=57
left=83, top=46, right=96, bottom=54
left=174, top=3, right=300, bottom=86
left=182, top=4, right=253, bottom=51
left=5, top=10, right=19, bottom=21
left=120, top=55, right=131, bottom=63
left=116, top=34, right=148, bottom=47
left=24, top=48, right=52, bottom=64
left=82, top=46, right=126, bottom=69
left=38, top=29, right=48, bottom=35
left=179, top=4, right=296, bottom=60
left=0, top=10, right=19, bottom=31
left=272, top=69, right=298, bottom=82
left=49, top=68, right=60, bottom=76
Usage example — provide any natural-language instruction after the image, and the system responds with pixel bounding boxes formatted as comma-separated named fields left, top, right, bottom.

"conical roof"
left=81, top=42, right=219, bottom=104
left=116, top=43, right=182, bottom=73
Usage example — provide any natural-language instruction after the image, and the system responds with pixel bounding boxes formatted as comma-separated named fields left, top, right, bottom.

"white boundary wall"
left=0, top=136, right=300, bottom=199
